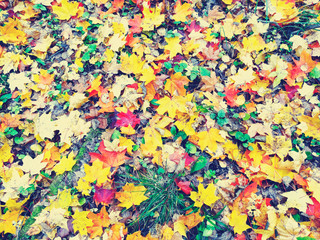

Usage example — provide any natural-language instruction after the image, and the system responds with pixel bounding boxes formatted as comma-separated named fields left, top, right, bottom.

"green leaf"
left=36, top=58, right=46, bottom=66
left=199, top=67, right=211, bottom=77
left=310, top=67, right=320, bottom=78
left=111, top=130, right=121, bottom=140
left=180, top=63, right=188, bottom=69
left=164, top=62, right=172, bottom=69
left=14, top=137, right=24, bottom=144
left=79, top=197, right=86, bottom=205
left=186, top=142, right=197, bottom=154
left=203, top=228, right=213, bottom=237
left=210, top=113, right=216, bottom=120
left=174, top=65, right=183, bottom=72
left=217, top=110, right=225, bottom=118
left=297, top=237, right=316, bottom=240
left=132, top=144, right=139, bottom=151
left=191, top=156, right=208, bottom=173
left=170, top=126, right=177, bottom=136
left=82, top=52, right=91, bottom=61
left=243, top=113, right=250, bottom=120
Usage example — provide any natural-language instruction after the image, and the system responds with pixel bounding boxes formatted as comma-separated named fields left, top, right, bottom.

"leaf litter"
left=0, top=0, right=320, bottom=239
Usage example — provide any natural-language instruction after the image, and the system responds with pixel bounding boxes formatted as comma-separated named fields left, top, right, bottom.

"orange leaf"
left=165, top=72, right=189, bottom=96
left=89, top=141, right=130, bottom=168
left=87, top=206, right=110, bottom=238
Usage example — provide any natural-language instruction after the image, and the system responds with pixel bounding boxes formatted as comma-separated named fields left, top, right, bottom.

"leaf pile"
left=0, top=0, right=320, bottom=239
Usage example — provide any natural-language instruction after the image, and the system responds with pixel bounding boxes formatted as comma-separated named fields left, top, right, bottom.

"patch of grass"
left=120, top=166, right=190, bottom=234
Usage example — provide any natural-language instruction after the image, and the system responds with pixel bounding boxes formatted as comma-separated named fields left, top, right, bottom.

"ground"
left=0, top=0, right=320, bottom=239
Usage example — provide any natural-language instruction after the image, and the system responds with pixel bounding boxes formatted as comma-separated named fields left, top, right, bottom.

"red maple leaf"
left=89, top=141, right=130, bottom=168
left=224, top=84, right=239, bottom=107
left=306, top=197, right=320, bottom=218
left=115, top=110, right=140, bottom=128
left=128, top=15, right=142, bottom=33
left=93, top=186, right=116, bottom=205
left=175, top=178, right=192, bottom=195
left=184, top=153, right=195, bottom=168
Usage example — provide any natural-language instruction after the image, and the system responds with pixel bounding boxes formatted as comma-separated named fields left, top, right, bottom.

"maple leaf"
left=83, top=160, right=111, bottom=186
left=115, top=183, right=148, bottom=209
left=306, top=197, right=320, bottom=218
left=178, top=211, right=204, bottom=229
left=173, top=0, right=193, bottom=22
left=129, top=15, right=142, bottom=33
left=140, top=126, right=163, bottom=156
left=89, top=141, right=129, bottom=168
left=0, top=142, right=13, bottom=167
left=0, top=210, right=24, bottom=234
left=229, top=209, right=250, bottom=234
left=165, top=72, right=190, bottom=96
left=140, top=66, right=156, bottom=85
left=127, top=231, right=157, bottom=240
left=282, top=188, right=313, bottom=213
left=307, top=178, right=320, bottom=203
left=120, top=53, right=145, bottom=75
left=276, top=215, right=310, bottom=240
left=260, top=135, right=292, bottom=160
left=93, top=186, right=116, bottom=205
left=52, top=0, right=80, bottom=20
left=72, top=210, right=93, bottom=236
left=175, top=178, right=192, bottom=195
left=53, top=152, right=76, bottom=175
left=87, top=206, right=110, bottom=238
left=141, top=2, right=165, bottom=31
left=0, top=18, right=27, bottom=45
left=224, top=84, right=240, bottom=107
left=190, top=182, right=219, bottom=208
left=115, top=110, right=140, bottom=128
left=76, top=178, right=91, bottom=196
left=297, top=114, right=320, bottom=140
left=165, top=37, right=182, bottom=59
left=156, top=94, right=194, bottom=118
left=21, top=154, right=47, bottom=175
left=197, top=128, right=225, bottom=153
left=200, top=72, right=218, bottom=92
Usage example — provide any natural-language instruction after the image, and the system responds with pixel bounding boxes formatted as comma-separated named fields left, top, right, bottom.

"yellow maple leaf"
left=173, top=0, right=193, bottom=22
left=72, top=210, right=93, bottom=236
left=0, top=210, right=24, bottom=234
left=307, top=178, right=320, bottom=203
left=190, top=182, right=219, bottom=208
left=197, top=128, right=224, bottom=153
left=276, top=214, right=310, bottom=240
left=140, top=66, right=156, bottom=85
left=156, top=94, right=193, bottom=118
left=119, top=137, right=135, bottom=155
left=260, top=156, right=294, bottom=183
left=229, top=209, right=250, bottom=234
left=174, top=220, right=188, bottom=237
left=0, top=18, right=27, bottom=45
left=260, top=135, right=292, bottom=159
left=83, top=160, right=111, bottom=186
left=0, top=142, right=13, bottom=167
left=281, top=188, right=312, bottom=213
left=52, top=0, right=80, bottom=20
left=165, top=37, right=182, bottom=59
left=141, top=2, right=165, bottom=31
left=49, top=189, right=79, bottom=209
left=53, top=152, right=76, bottom=175
left=76, top=177, right=92, bottom=196
left=120, top=53, right=145, bottom=75
left=140, top=126, right=163, bottom=156
left=297, top=114, right=320, bottom=140
left=115, top=183, right=148, bottom=209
